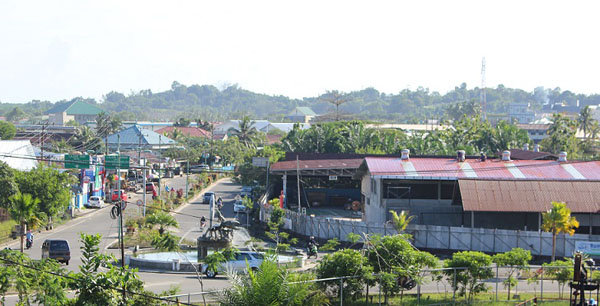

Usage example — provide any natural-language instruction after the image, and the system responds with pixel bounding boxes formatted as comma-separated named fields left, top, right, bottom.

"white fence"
left=261, top=206, right=600, bottom=257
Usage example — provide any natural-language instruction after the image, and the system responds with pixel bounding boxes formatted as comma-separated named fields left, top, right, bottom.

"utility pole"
left=117, top=134, right=126, bottom=303
left=480, top=57, right=487, bottom=120
left=296, top=155, right=301, bottom=213
left=40, top=123, right=46, bottom=164
left=139, top=133, right=147, bottom=216
left=185, top=160, right=189, bottom=198
left=158, top=135, right=162, bottom=197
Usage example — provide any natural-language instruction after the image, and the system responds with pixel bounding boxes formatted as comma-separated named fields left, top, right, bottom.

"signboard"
left=252, top=157, right=269, bottom=167
left=94, top=165, right=102, bottom=191
left=105, top=155, right=130, bottom=169
left=83, top=176, right=91, bottom=183
left=136, top=199, right=143, bottom=207
left=64, top=155, right=90, bottom=169
left=575, top=241, right=600, bottom=256
left=329, top=175, right=338, bottom=181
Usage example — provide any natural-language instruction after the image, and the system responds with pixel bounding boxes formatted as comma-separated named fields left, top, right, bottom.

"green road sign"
left=64, top=155, right=91, bottom=169
left=105, top=155, right=130, bottom=169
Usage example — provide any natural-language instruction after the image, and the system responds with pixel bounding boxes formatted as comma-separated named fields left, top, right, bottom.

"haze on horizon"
left=1, top=0, right=599, bottom=103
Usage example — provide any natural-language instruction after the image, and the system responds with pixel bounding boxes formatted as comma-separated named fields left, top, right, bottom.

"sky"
left=1, top=0, right=599, bottom=103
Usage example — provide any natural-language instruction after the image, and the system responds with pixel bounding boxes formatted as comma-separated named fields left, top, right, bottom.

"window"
left=251, top=253, right=264, bottom=259
left=440, top=182, right=457, bottom=200
left=383, top=180, right=438, bottom=199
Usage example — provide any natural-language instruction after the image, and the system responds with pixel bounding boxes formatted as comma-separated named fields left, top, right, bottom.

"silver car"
left=87, top=196, right=104, bottom=208
left=202, top=251, right=264, bottom=278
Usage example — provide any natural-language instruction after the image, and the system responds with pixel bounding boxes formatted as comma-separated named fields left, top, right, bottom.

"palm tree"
left=8, top=193, right=40, bottom=252
left=167, top=128, right=184, bottom=141
left=231, top=116, right=258, bottom=147
left=389, top=210, right=414, bottom=234
left=542, top=201, right=579, bottom=261
left=578, top=106, right=595, bottom=140
left=70, top=126, right=103, bottom=152
left=146, top=212, right=178, bottom=235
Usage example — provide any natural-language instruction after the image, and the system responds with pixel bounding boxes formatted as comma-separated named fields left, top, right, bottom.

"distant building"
left=45, top=100, right=104, bottom=125
left=284, top=107, right=317, bottom=123
left=516, top=124, right=550, bottom=144
left=214, top=120, right=310, bottom=136
left=508, top=103, right=535, bottom=124
left=106, top=125, right=177, bottom=152
left=155, top=126, right=211, bottom=138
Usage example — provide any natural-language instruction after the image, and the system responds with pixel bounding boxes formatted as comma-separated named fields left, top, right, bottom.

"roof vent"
left=523, top=143, right=529, bottom=151
left=457, top=150, right=465, bottom=162
left=502, top=150, right=511, bottom=161
left=533, top=144, right=540, bottom=152
left=400, top=149, right=410, bottom=160
left=558, top=151, right=568, bottom=162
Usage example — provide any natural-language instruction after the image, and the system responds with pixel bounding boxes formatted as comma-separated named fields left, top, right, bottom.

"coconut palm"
left=542, top=201, right=579, bottom=261
left=230, top=116, right=259, bottom=147
left=389, top=210, right=414, bottom=234
left=69, top=126, right=103, bottom=152
left=146, top=211, right=178, bottom=235
left=578, top=106, right=595, bottom=140
left=8, top=193, right=40, bottom=252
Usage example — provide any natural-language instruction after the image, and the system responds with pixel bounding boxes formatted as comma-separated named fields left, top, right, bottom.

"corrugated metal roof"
left=155, top=127, right=211, bottom=138
left=364, top=157, right=600, bottom=180
left=45, top=100, right=103, bottom=115
left=271, top=158, right=363, bottom=172
left=0, top=140, right=38, bottom=171
left=107, top=125, right=176, bottom=146
left=460, top=179, right=600, bottom=213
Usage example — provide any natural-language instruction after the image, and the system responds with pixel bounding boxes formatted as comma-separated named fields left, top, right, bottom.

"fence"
left=161, top=265, right=597, bottom=305
left=261, top=206, right=600, bottom=258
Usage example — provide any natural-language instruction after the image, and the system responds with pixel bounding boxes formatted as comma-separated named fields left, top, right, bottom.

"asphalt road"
left=1, top=175, right=242, bottom=305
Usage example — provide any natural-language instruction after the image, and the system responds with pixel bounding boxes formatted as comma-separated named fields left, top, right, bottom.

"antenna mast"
left=480, top=57, right=487, bottom=119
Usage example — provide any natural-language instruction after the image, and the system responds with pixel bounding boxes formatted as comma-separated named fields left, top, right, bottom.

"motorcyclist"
left=25, top=230, right=34, bottom=249
left=200, top=216, right=207, bottom=228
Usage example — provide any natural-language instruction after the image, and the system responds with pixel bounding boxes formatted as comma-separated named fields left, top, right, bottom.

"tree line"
left=3, top=81, right=600, bottom=122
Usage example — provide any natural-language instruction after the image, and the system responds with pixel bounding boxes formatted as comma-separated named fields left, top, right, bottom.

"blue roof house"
left=106, top=125, right=177, bottom=152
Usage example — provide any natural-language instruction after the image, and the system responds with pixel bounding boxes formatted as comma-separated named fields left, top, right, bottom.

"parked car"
left=201, top=251, right=264, bottom=278
left=41, top=239, right=71, bottom=265
left=111, top=190, right=127, bottom=202
left=145, top=182, right=156, bottom=193
left=233, top=200, right=247, bottom=213
left=190, top=164, right=210, bottom=173
left=87, top=196, right=104, bottom=208
left=240, top=186, right=253, bottom=198
left=203, top=191, right=215, bottom=204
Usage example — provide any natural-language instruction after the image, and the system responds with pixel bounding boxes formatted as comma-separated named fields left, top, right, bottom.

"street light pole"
left=185, top=160, right=189, bottom=198
left=158, top=135, right=162, bottom=197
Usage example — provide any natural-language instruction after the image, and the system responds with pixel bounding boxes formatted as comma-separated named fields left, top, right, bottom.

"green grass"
left=0, top=219, right=17, bottom=242
left=335, top=292, right=569, bottom=306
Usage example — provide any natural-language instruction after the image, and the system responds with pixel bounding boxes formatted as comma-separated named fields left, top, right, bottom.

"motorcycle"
left=307, top=244, right=318, bottom=259
left=26, top=238, right=33, bottom=249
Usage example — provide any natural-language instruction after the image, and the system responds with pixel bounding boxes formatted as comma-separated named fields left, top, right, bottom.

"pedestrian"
left=152, top=189, right=157, bottom=200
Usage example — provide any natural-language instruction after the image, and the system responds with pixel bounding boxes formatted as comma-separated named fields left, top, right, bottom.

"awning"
left=459, top=179, right=600, bottom=213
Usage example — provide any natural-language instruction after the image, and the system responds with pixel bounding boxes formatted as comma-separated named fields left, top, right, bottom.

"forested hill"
left=2, top=81, right=600, bottom=122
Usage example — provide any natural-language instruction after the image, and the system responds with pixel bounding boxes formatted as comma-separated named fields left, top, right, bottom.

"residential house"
left=106, top=125, right=177, bottom=152
left=45, top=100, right=104, bottom=125
left=284, top=107, right=317, bottom=123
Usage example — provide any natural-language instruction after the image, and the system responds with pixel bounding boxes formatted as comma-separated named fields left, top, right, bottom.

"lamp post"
left=158, top=135, right=162, bottom=197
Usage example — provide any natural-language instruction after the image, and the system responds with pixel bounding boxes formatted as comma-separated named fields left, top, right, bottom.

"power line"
left=1, top=150, right=597, bottom=177
left=0, top=255, right=195, bottom=305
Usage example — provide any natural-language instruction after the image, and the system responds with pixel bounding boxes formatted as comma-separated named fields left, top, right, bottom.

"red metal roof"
left=271, top=158, right=364, bottom=172
left=460, top=180, right=600, bottom=213
left=364, top=157, right=600, bottom=180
